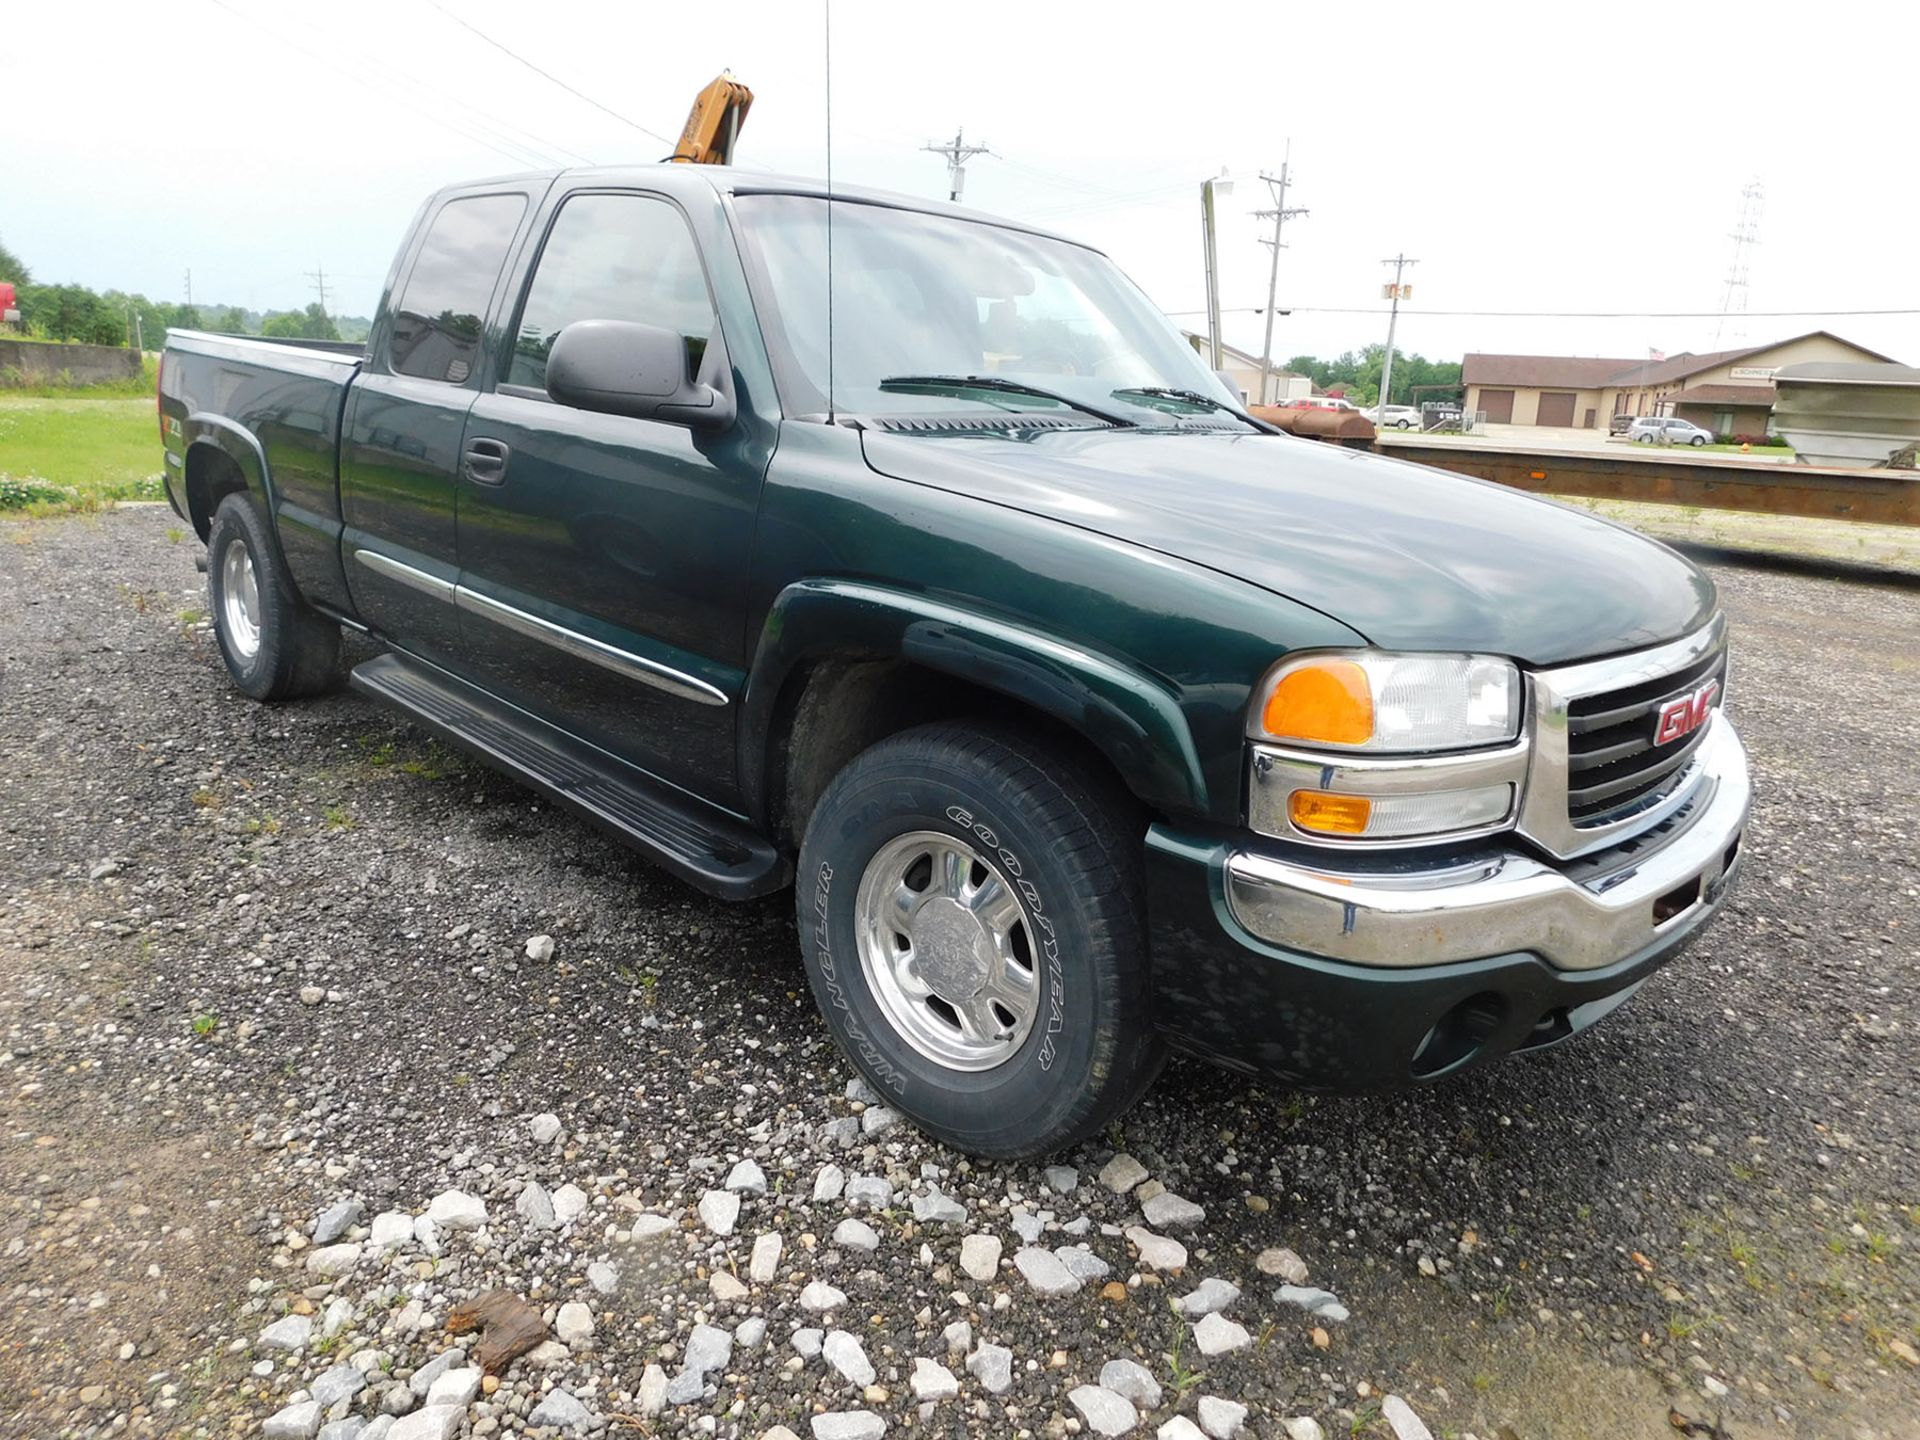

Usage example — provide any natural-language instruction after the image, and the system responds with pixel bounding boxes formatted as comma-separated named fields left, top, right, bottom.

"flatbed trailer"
left=1375, top=434, right=1920, bottom=528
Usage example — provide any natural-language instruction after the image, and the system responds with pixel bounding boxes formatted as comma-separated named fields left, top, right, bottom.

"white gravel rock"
left=699, top=1189, right=741, bottom=1236
left=311, top=1362, right=368, bottom=1408
left=727, top=1158, right=769, bottom=1194
left=528, top=1387, right=593, bottom=1431
left=306, top=1243, right=362, bottom=1277
left=1159, top=1421, right=1207, bottom=1440
left=1054, top=1244, right=1112, bottom=1283
left=424, top=1366, right=481, bottom=1408
left=750, top=1231, right=784, bottom=1283
left=967, top=1342, right=1013, bottom=1394
left=967, top=1344, right=1013, bottom=1397
left=1142, top=1192, right=1206, bottom=1230
left=411, top=1216, right=441, bottom=1255
left=711, top=1269, right=749, bottom=1301
left=791, top=1327, right=825, bottom=1359
left=529, top=1112, right=563, bottom=1144
left=910, top=1186, right=965, bottom=1224
left=387, top=1408, right=462, bottom=1440
left=369, top=1212, right=414, bottom=1251
left=424, top=1190, right=486, bottom=1231
left=1125, top=1225, right=1188, bottom=1271
left=799, top=1280, right=849, bottom=1312
left=258, top=1315, right=313, bottom=1352
left=264, top=1400, right=323, bottom=1440
left=1099, top=1154, right=1150, bottom=1193
left=684, top=1323, right=734, bottom=1376
left=552, top=1182, right=589, bottom=1224
left=833, top=1217, right=880, bottom=1252
left=1100, top=1358, right=1162, bottom=1408
left=1381, top=1396, right=1434, bottom=1440
left=942, top=1320, right=972, bottom=1356
left=812, top=1164, right=846, bottom=1202
left=320, top=1298, right=354, bottom=1339
left=1274, top=1284, right=1349, bottom=1323
left=910, top=1356, right=960, bottom=1401
left=524, top=933, right=555, bottom=962
left=1043, top=1165, right=1080, bottom=1194
left=407, top=1349, right=466, bottom=1398
left=312, top=1198, right=362, bottom=1245
left=587, top=1261, right=619, bottom=1294
left=1014, top=1246, right=1082, bottom=1296
left=861, top=1105, right=900, bottom=1135
left=636, top=1363, right=668, bottom=1415
left=823, top=1329, right=875, bottom=1386
left=630, top=1212, right=676, bottom=1242
left=1192, top=1313, right=1250, bottom=1357
left=1177, top=1277, right=1241, bottom=1316
left=1256, top=1247, right=1309, bottom=1283
left=959, top=1233, right=1002, bottom=1282
left=811, top=1414, right=886, bottom=1440
left=736, top=1316, right=768, bottom=1348
left=554, top=1301, right=594, bottom=1344
left=843, top=1175, right=891, bottom=1210
left=1282, top=1421, right=1326, bottom=1440
left=1198, top=1397, right=1248, bottom=1438
left=516, top=1181, right=557, bottom=1230
left=1069, top=1384, right=1140, bottom=1436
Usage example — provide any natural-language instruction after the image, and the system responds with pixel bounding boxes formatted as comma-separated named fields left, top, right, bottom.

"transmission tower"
left=308, top=264, right=331, bottom=317
left=1713, top=178, right=1763, bottom=348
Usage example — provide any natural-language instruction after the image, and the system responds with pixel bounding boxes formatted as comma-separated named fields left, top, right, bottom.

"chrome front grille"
left=1516, top=615, right=1729, bottom=861
left=1565, top=645, right=1727, bottom=822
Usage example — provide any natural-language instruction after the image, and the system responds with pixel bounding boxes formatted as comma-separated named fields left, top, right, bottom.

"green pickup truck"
left=159, top=164, right=1749, bottom=1157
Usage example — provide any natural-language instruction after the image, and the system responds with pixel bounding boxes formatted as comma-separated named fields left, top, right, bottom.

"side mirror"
left=546, top=319, right=735, bottom=431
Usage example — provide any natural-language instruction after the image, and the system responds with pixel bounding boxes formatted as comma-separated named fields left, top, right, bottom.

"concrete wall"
left=0, top=339, right=141, bottom=385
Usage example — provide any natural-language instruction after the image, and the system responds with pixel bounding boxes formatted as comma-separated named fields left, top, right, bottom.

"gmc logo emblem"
left=1654, top=679, right=1719, bottom=745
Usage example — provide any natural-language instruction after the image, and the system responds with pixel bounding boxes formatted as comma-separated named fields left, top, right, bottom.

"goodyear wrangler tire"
left=796, top=722, right=1165, bottom=1158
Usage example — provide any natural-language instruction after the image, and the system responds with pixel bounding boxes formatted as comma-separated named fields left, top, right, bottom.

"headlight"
left=1251, top=652, right=1521, bottom=753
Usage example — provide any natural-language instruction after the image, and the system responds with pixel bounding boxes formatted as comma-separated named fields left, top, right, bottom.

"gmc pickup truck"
left=160, top=164, right=1750, bottom=1157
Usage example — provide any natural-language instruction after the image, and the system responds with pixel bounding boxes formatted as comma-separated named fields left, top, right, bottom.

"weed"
left=178, top=608, right=205, bottom=626
left=166, top=525, right=185, bottom=543
left=1161, top=1318, right=1207, bottom=1397
left=1350, top=1401, right=1381, bottom=1435
left=191, top=1013, right=219, bottom=1038
left=242, top=816, right=282, bottom=835
left=324, top=806, right=353, bottom=830
left=190, top=788, right=221, bottom=809
left=1491, top=1282, right=1512, bottom=1319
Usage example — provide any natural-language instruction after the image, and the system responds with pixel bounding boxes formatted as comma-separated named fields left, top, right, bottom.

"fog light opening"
left=1723, top=833, right=1742, bottom=870
left=1411, top=991, right=1508, bottom=1079
left=1518, top=1006, right=1574, bottom=1051
left=1652, top=875, right=1701, bottom=926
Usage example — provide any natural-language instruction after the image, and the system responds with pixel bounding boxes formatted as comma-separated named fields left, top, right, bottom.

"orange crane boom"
left=672, top=73, right=754, bottom=165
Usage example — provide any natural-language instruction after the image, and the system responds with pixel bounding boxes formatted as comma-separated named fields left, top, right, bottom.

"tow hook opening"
left=1652, top=875, right=1702, bottom=926
left=1411, top=991, right=1508, bottom=1079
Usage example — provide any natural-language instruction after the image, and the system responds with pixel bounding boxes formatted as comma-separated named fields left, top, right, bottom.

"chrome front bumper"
left=1224, top=718, right=1749, bottom=971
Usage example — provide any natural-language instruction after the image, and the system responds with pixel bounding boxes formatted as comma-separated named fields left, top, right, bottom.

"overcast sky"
left=11, top=1, right=1918, bottom=366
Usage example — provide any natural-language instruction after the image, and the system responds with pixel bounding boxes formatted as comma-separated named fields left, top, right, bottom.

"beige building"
left=1463, top=331, right=1898, bottom=436
left=1184, top=334, right=1310, bottom=404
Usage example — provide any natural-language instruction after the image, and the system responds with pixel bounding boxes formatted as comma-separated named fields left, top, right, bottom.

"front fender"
left=740, top=579, right=1210, bottom=820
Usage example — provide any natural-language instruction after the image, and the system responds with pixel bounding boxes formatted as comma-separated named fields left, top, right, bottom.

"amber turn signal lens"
left=1288, top=791, right=1372, bottom=835
left=1262, top=661, right=1373, bottom=746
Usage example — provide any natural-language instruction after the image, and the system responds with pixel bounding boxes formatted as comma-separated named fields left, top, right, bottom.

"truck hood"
left=859, top=428, right=1716, bottom=668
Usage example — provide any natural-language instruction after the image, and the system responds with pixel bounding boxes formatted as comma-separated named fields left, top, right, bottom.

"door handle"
left=462, top=437, right=511, bottom=485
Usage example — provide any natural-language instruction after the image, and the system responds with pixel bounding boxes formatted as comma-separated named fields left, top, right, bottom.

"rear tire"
left=207, top=494, right=339, bottom=700
left=795, top=722, right=1165, bottom=1158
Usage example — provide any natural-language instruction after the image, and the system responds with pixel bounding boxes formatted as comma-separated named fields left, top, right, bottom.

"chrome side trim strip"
left=353, top=547, right=456, bottom=605
left=454, top=586, right=729, bottom=708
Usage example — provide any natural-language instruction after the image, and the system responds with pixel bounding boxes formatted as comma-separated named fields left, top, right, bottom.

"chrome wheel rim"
left=219, top=538, right=262, bottom=661
left=854, top=829, right=1041, bottom=1071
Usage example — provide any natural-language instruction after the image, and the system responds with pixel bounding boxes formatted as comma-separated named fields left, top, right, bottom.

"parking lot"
left=2, top=506, right=1916, bottom=1440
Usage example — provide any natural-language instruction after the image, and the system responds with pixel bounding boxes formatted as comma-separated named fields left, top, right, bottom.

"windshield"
left=733, top=193, right=1248, bottom=426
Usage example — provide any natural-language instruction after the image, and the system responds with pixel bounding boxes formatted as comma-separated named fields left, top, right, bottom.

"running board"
left=349, top=652, right=789, bottom=900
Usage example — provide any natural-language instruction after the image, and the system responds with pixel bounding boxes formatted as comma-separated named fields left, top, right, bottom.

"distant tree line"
left=1286, top=345, right=1463, bottom=407
left=0, top=237, right=368, bottom=349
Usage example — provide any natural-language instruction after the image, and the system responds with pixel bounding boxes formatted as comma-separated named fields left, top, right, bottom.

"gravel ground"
left=2, top=506, right=1916, bottom=1440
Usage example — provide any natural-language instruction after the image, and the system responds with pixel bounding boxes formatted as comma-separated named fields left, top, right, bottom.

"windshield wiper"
left=878, top=375, right=1138, bottom=428
left=1109, top=386, right=1261, bottom=425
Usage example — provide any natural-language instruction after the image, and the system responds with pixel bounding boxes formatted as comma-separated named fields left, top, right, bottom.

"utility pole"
left=184, top=268, right=193, bottom=308
left=308, top=264, right=331, bottom=317
left=1199, top=172, right=1233, bottom=371
left=1253, top=144, right=1309, bottom=405
left=922, top=128, right=989, bottom=204
left=1377, top=253, right=1419, bottom=413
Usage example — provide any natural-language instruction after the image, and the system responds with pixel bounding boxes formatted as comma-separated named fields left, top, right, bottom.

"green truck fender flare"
left=181, top=414, right=275, bottom=526
left=739, top=579, right=1211, bottom=821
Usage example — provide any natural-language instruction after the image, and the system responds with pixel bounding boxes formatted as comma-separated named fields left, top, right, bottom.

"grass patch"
left=0, top=395, right=165, bottom=515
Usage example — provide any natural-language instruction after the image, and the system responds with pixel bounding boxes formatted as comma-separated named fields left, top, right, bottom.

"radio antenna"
left=823, top=0, right=836, bottom=423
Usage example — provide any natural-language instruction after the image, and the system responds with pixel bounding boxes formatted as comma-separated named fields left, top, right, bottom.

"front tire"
left=207, top=494, right=339, bottom=700
left=796, top=723, right=1165, bottom=1158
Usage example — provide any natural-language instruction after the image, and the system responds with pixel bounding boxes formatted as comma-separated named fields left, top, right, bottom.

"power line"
left=422, top=0, right=674, bottom=149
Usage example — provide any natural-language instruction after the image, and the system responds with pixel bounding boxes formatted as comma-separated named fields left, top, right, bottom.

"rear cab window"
left=505, top=192, right=716, bottom=395
left=388, top=193, right=529, bottom=384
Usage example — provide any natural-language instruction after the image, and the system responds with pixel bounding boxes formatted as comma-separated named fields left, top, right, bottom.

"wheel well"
left=765, top=656, right=1141, bottom=852
left=184, top=444, right=250, bottom=541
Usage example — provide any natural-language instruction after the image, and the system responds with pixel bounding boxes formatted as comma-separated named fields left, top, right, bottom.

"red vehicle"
left=0, top=282, right=19, bottom=327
